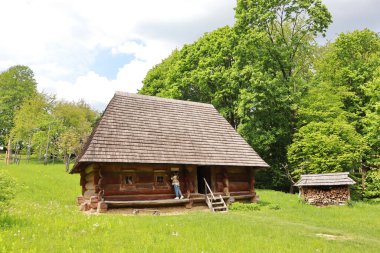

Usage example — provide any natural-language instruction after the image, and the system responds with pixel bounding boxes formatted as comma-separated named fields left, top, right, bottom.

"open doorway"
left=197, top=166, right=211, bottom=194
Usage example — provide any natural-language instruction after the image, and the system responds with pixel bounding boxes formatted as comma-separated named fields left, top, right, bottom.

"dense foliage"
left=140, top=0, right=379, bottom=197
left=0, top=65, right=37, bottom=146
left=0, top=67, right=99, bottom=169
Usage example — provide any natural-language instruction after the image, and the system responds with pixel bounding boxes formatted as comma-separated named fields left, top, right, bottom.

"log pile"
left=302, top=186, right=349, bottom=205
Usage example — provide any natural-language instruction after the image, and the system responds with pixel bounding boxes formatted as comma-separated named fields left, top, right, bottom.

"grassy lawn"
left=1, top=162, right=379, bottom=253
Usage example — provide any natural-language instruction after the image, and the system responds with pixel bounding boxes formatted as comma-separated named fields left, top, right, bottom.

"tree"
left=237, top=74, right=293, bottom=189
left=363, top=170, right=380, bottom=199
left=0, top=66, right=37, bottom=147
left=140, top=1, right=333, bottom=190
left=140, top=49, right=182, bottom=98
left=361, top=74, right=380, bottom=169
left=9, top=89, right=98, bottom=169
left=235, top=0, right=331, bottom=81
left=288, top=120, right=366, bottom=179
left=141, top=26, right=245, bottom=128
left=233, top=0, right=331, bottom=189
left=10, top=93, right=54, bottom=162
left=313, top=30, right=380, bottom=197
left=54, top=100, right=98, bottom=171
left=315, top=29, right=380, bottom=123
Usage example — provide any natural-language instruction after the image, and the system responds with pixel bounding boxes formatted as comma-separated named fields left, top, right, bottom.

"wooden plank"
left=105, top=198, right=190, bottom=207
left=104, top=194, right=175, bottom=201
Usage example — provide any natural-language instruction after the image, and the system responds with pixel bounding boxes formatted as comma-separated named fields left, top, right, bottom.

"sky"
left=0, top=0, right=379, bottom=111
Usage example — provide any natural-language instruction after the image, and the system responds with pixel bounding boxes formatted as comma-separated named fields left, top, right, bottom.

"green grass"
left=1, top=162, right=379, bottom=253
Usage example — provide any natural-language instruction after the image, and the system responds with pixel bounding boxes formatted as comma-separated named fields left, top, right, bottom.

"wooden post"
left=194, top=167, right=198, bottom=194
left=80, top=171, right=86, bottom=196
left=222, top=168, right=230, bottom=196
left=97, top=167, right=105, bottom=201
left=210, top=166, right=216, bottom=192
left=249, top=168, right=256, bottom=194
left=184, top=165, right=194, bottom=198
left=249, top=168, right=257, bottom=202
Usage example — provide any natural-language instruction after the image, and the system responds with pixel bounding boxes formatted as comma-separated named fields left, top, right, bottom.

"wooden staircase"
left=204, top=178, right=228, bottom=212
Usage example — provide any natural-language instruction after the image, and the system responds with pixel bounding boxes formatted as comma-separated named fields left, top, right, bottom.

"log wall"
left=212, top=166, right=253, bottom=194
left=80, top=163, right=257, bottom=201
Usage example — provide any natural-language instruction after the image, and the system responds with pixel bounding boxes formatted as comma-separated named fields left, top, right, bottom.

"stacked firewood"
left=302, top=186, right=349, bottom=205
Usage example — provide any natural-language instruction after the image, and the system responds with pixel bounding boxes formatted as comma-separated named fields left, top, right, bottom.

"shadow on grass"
left=257, top=200, right=271, bottom=207
left=0, top=213, right=30, bottom=230
left=230, top=200, right=282, bottom=211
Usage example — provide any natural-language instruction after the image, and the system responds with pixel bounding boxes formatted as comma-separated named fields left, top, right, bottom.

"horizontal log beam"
left=105, top=198, right=190, bottom=207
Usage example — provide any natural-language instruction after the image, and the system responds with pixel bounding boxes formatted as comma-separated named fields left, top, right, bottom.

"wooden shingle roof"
left=294, top=172, right=356, bottom=186
left=70, top=92, right=269, bottom=173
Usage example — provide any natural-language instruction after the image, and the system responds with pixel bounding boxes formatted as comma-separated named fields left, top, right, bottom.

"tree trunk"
left=361, top=168, right=367, bottom=197
left=38, top=144, right=42, bottom=163
left=5, top=139, right=11, bottom=164
left=44, top=125, right=51, bottom=166
left=12, top=142, right=17, bottom=164
left=289, top=184, right=294, bottom=194
left=27, top=135, right=32, bottom=163
left=64, top=154, right=69, bottom=172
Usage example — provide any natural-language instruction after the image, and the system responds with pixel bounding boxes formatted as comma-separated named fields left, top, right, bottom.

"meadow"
left=0, top=162, right=379, bottom=253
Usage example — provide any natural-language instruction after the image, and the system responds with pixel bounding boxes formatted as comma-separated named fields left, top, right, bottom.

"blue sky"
left=0, top=0, right=379, bottom=111
left=91, top=49, right=134, bottom=80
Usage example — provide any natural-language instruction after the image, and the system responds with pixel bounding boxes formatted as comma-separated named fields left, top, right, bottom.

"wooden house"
left=70, top=92, right=269, bottom=212
left=294, top=172, right=356, bottom=205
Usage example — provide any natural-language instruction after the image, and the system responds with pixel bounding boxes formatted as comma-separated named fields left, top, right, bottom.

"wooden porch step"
left=202, top=178, right=229, bottom=213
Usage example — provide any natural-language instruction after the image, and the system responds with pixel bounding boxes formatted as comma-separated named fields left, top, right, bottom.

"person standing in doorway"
left=171, top=172, right=184, bottom=199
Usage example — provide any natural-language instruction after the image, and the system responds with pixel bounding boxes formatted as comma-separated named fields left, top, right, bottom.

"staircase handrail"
left=203, top=178, right=216, bottom=200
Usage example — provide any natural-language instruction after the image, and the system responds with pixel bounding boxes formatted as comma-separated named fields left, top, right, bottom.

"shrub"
left=363, top=169, right=380, bottom=199
left=0, top=171, right=16, bottom=213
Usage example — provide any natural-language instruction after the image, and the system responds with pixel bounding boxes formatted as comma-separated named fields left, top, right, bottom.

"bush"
left=363, top=169, right=380, bottom=199
left=0, top=171, right=16, bottom=213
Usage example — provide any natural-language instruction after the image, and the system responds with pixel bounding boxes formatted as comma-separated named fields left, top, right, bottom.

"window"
left=156, top=176, right=164, bottom=183
left=125, top=175, right=133, bottom=185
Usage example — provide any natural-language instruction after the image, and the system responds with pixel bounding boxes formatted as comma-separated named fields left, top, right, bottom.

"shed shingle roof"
left=70, top=92, right=269, bottom=173
left=294, top=172, right=356, bottom=186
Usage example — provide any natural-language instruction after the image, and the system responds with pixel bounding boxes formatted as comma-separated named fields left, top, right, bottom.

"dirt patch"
left=96, top=206, right=210, bottom=216
left=315, top=233, right=351, bottom=241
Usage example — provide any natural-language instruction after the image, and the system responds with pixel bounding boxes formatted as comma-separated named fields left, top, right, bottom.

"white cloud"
left=1, top=0, right=379, bottom=111
left=323, top=0, right=380, bottom=41
left=0, top=0, right=235, bottom=110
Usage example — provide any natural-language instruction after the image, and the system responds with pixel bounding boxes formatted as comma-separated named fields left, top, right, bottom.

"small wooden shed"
left=70, top=92, right=269, bottom=212
left=294, top=172, right=356, bottom=205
